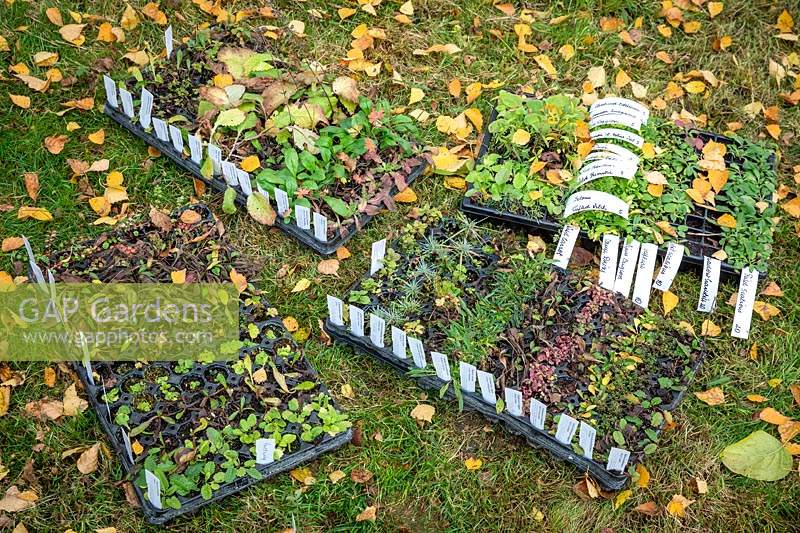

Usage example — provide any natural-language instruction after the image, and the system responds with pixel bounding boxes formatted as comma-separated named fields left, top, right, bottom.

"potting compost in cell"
left=102, top=26, right=428, bottom=254
left=461, top=91, right=778, bottom=279
left=41, top=205, right=352, bottom=524
left=324, top=209, right=705, bottom=490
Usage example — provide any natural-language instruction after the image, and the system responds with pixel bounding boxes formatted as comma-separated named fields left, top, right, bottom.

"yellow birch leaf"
left=291, top=278, right=311, bottom=293
left=171, top=269, right=187, bottom=284
left=533, top=54, right=557, bottom=77
left=663, top=290, right=679, bottom=315
left=559, top=43, right=575, bottom=60
left=240, top=155, right=260, bottom=172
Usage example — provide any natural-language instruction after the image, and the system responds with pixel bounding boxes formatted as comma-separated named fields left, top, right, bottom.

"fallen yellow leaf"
left=394, top=187, right=417, bottom=203
left=694, top=386, right=725, bottom=406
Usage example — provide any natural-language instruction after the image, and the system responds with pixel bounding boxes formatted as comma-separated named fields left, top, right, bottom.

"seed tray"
left=460, top=109, right=776, bottom=280
left=71, top=312, right=352, bottom=525
left=324, top=218, right=705, bottom=490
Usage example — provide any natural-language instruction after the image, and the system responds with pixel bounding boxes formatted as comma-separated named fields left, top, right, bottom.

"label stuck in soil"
left=119, top=88, right=134, bottom=119
left=139, top=88, right=154, bottom=130
left=606, top=447, right=631, bottom=473
left=589, top=127, right=644, bottom=148
left=103, top=75, right=118, bottom=108
left=164, top=25, right=174, bottom=58
left=407, top=336, right=427, bottom=368
left=370, top=239, right=387, bottom=275
left=590, top=97, right=650, bottom=122
left=591, top=142, right=640, bottom=165
left=577, top=159, right=636, bottom=186
left=564, top=191, right=630, bottom=220
left=554, top=413, right=578, bottom=445
left=121, top=427, right=134, bottom=464
left=326, top=295, right=344, bottom=326
left=578, top=421, right=597, bottom=460
left=731, top=267, right=759, bottom=339
left=529, top=399, right=546, bottom=430
left=369, top=314, right=385, bottom=347
left=459, top=361, right=477, bottom=393
left=391, top=326, right=407, bottom=359
left=168, top=124, right=184, bottom=154
left=599, top=234, right=620, bottom=290
left=188, top=134, right=202, bottom=164
left=613, top=239, right=640, bottom=298
left=145, top=469, right=162, bottom=510
left=222, top=161, right=239, bottom=186
left=504, top=388, right=523, bottom=416
left=476, top=370, right=496, bottom=404
left=653, top=243, right=684, bottom=291
left=697, top=256, right=722, bottom=313
left=207, top=144, right=222, bottom=175
left=632, top=242, right=658, bottom=309
left=295, top=205, right=311, bottom=230
left=430, top=352, right=452, bottom=381
left=152, top=117, right=169, bottom=141
left=237, top=169, right=252, bottom=196
left=588, top=112, right=642, bottom=131
left=552, top=224, right=580, bottom=269
left=274, top=188, right=290, bottom=217
left=255, top=438, right=276, bottom=465
left=313, top=212, right=328, bottom=242
left=349, top=305, right=364, bottom=337
left=82, top=357, right=94, bottom=386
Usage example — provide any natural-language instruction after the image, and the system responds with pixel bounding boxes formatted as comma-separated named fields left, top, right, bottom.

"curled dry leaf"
left=464, top=457, right=483, bottom=470
left=291, top=278, right=311, bottom=293
left=634, top=501, right=659, bottom=516
left=10, top=94, right=31, bottom=109
left=0, top=486, right=38, bottom=513
left=665, top=494, right=695, bottom=518
left=17, top=207, right=53, bottom=222
left=336, top=246, right=352, bottom=260
left=23, top=172, right=39, bottom=201
left=77, top=443, right=100, bottom=474
left=317, top=258, right=340, bottom=276
left=410, top=403, right=435, bottom=423
left=63, top=383, right=88, bottom=416
left=355, top=505, right=377, bottom=522
left=2, top=237, right=24, bottom=252
left=229, top=268, right=247, bottom=293
left=694, top=386, right=725, bottom=406
left=44, top=135, right=68, bottom=154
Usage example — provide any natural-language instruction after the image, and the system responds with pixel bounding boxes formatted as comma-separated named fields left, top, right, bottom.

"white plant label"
left=529, top=399, right=546, bottom=430
left=164, top=25, right=174, bottom=58
left=119, top=88, right=134, bottom=118
left=632, top=242, right=658, bottom=309
left=407, top=336, right=427, bottom=368
left=326, top=295, right=344, bottom=326
left=504, top=387, right=523, bottom=416
left=590, top=97, right=650, bottom=122
left=598, top=234, right=620, bottom=290
left=121, top=428, right=134, bottom=464
left=313, top=212, right=328, bottom=242
left=476, top=370, right=496, bottom=404
left=606, top=447, right=631, bottom=473
left=145, top=470, right=162, bottom=510
left=22, top=236, right=45, bottom=284
left=82, top=356, right=94, bottom=386
left=207, top=144, right=222, bottom=175
left=103, top=75, right=118, bottom=108
left=370, top=239, right=387, bottom=275
left=554, top=414, right=578, bottom=445
left=151, top=117, right=169, bottom=141
left=222, top=161, right=239, bottom=186
left=168, top=125, right=184, bottom=153
left=731, top=267, right=759, bottom=340
left=592, top=142, right=640, bottom=164
left=590, top=127, right=644, bottom=148
left=430, top=352, right=452, bottom=382
left=274, top=188, right=290, bottom=217
left=255, top=438, right=275, bottom=465
left=139, top=88, right=154, bottom=129
left=697, top=256, right=722, bottom=313
left=348, top=305, right=364, bottom=337
left=188, top=134, right=202, bottom=164
left=237, top=170, right=253, bottom=197
left=577, top=161, right=636, bottom=186
left=391, top=326, right=407, bottom=359
left=578, top=421, right=597, bottom=460
left=613, top=239, right=640, bottom=298
left=653, top=243, right=684, bottom=291
left=552, top=224, right=580, bottom=269
left=295, top=205, right=311, bottom=230
left=459, top=361, right=477, bottom=393
left=369, top=314, right=385, bottom=347
left=588, top=112, right=642, bottom=131
left=564, top=190, right=629, bottom=219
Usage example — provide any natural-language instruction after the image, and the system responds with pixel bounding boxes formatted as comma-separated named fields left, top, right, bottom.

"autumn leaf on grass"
left=0, top=387, right=9, bottom=417
left=662, top=290, right=679, bottom=315
left=753, top=301, right=780, bottom=321
left=229, top=268, right=247, bottom=293
left=356, top=505, right=377, bottom=522
left=87, top=129, right=105, bottom=145
left=464, top=457, right=483, bottom=470
left=77, top=443, right=100, bottom=474
left=120, top=4, right=140, bottom=30
left=291, top=278, right=311, bottom=293
left=18, top=207, right=53, bottom=222
left=171, top=269, right=187, bottom=284
left=10, top=94, right=31, bottom=109
left=634, top=501, right=659, bottom=516
left=701, top=320, right=721, bottom=337
left=394, top=187, right=417, bottom=203
left=665, top=494, right=695, bottom=518
left=63, top=383, right=87, bottom=416
left=59, top=24, right=86, bottom=46
left=720, top=430, right=792, bottom=481
left=317, top=259, right=340, bottom=276
left=1, top=237, right=23, bottom=252
left=336, top=246, right=352, bottom=260
left=0, top=486, right=38, bottom=513
left=635, top=464, right=650, bottom=488
left=410, top=403, right=435, bottom=423
left=289, top=467, right=315, bottom=485
left=24, top=173, right=39, bottom=201
left=758, top=407, right=790, bottom=426
left=43, top=367, right=56, bottom=387
left=142, top=2, right=168, bottom=24
left=44, top=134, right=68, bottom=154
left=694, top=386, right=725, bottom=406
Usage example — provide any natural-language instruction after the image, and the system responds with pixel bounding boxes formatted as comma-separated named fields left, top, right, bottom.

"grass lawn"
left=1, top=0, right=798, bottom=531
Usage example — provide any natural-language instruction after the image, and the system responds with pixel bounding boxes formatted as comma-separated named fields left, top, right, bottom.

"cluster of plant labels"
left=102, top=25, right=425, bottom=255
left=23, top=206, right=351, bottom=524
left=68, top=22, right=779, bottom=519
